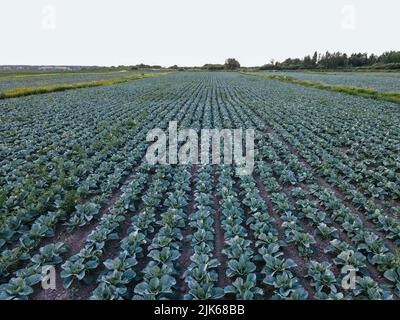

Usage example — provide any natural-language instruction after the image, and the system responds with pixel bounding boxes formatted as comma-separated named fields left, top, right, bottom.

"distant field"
left=258, top=71, right=400, bottom=92
left=0, top=71, right=150, bottom=93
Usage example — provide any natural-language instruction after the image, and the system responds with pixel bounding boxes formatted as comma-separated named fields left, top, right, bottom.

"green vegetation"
left=259, top=51, right=400, bottom=71
left=201, top=58, right=241, bottom=71
left=243, top=72, right=400, bottom=104
left=225, top=58, right=241, bottom=70
left=0, top=73, right=164, bottom=99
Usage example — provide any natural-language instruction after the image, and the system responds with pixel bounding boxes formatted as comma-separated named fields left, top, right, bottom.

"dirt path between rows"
left=213, top=167, right=231, bottom=291
left=178, top=165, right=197, bottom=298
left=254, top=175, right=315, bottom=298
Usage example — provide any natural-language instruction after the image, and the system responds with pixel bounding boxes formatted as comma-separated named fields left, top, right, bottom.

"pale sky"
left=1, top=0, right=399, bottom=67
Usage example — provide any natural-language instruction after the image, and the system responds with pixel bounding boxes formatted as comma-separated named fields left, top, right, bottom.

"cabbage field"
left=258, top=71, right=400, bottom=92
left=0, top=72, right=399, bottom=300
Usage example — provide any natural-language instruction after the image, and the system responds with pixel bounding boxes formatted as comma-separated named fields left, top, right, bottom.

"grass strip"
left=242, top=72, right=400, bottom=104
left=0, top=73, right=165, bottom=99
left=298, top=71, right=400, bottom=78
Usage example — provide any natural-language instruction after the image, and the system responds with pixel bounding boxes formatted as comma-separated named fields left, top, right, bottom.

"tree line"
left=200, top=58, right=241, bottom=71
left=260, top=51, right=400, bottom=70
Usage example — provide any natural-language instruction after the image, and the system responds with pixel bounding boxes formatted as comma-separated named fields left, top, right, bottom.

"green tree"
left=312, top=51, right=318, bottom=66
left=224, top=58, right=240, bottom=70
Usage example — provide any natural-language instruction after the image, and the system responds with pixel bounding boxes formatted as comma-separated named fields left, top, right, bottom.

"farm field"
left=258, top=71, right=400, bottom=92
left=0, top=72, right=399, bottom=300
left=0, top=70, right=155, bottom=94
